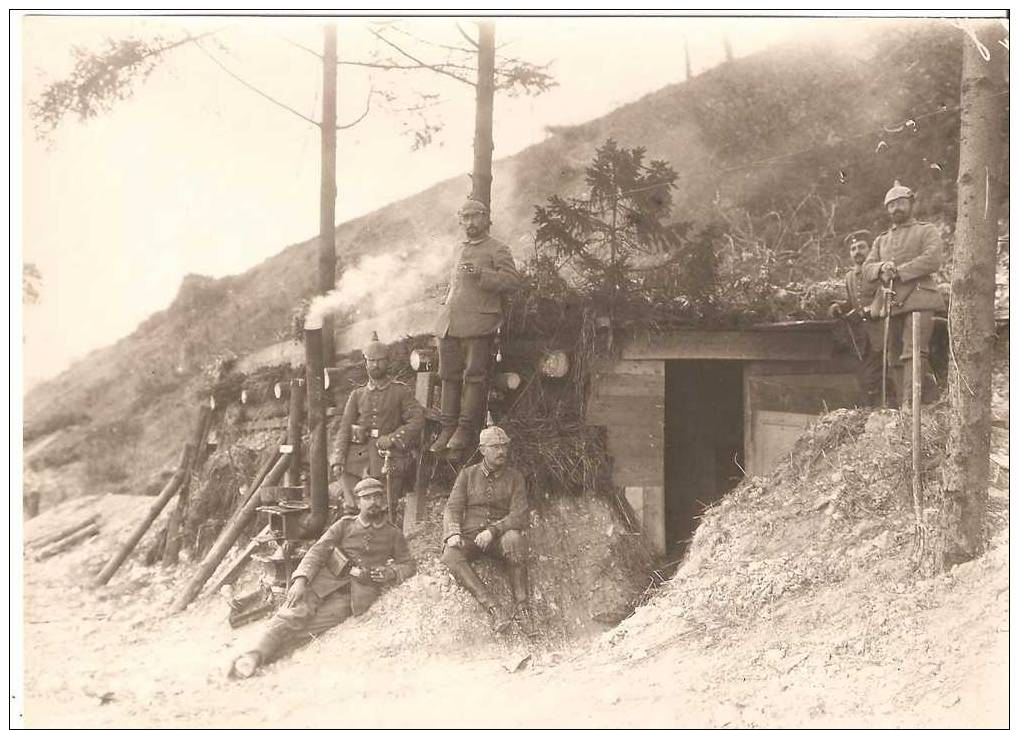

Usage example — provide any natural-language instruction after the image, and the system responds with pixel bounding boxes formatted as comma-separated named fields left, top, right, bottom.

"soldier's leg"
left=854, top=322, right=882, bottom=406
left=886, top=315, right=906, bottom=406
left=441, top=541, right=511, bottom=632
left=432, top=337, right=466, bottom=452
left=492, top=530, right=538, bottom=637
left=339, top=472, right=359, bottom=515
left=251, top=589, right=353, bottom=666
left=899, top=311, right=936, bottom=410
left=447, top=337, right=493, bottom=451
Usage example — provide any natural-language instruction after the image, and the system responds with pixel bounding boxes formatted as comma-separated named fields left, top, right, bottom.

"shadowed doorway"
left=665, top=360, right=744, bottom=557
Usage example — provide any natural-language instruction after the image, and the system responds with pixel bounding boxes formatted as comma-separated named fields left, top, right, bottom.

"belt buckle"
left=370, top=428, right=380, bottom=439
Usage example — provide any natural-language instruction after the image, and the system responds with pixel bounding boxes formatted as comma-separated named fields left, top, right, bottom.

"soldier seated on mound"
left=440, top=426, right=538, bottom=638
left=230, top=478, right=415, bottom=679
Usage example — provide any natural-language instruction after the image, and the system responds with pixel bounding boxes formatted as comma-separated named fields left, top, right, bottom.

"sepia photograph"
left=13, top=10, right=1010, bottom=727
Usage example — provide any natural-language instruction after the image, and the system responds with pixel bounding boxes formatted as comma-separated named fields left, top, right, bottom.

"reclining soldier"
left=230, top=478, right=415, bottom=678
left=330, top=334, right=424, bottom=515
left=440, top=426, right=537, bottom=637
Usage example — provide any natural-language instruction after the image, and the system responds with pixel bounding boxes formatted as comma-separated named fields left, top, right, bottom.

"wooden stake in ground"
left=163, top=404, right=213, bottom=566
left=169, top=451, right=291, bottom=614
left=911, top=312, right=924, bottom=551
left=93, top=444, right=193, bottom=587
left=27, top=513, right=99, bottom=550
left=318, top=22, right=338, bottom=367
left=923, top=20, right=1006, bottom=573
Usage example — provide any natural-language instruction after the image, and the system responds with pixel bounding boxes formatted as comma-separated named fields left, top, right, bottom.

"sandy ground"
left=19, top=486, right=1008, bottom=729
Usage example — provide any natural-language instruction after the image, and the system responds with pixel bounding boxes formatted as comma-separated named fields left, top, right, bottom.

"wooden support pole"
left=911, top=312, right=923, bottom=538
left=169, top=452, right=291, bottom=614
left=93, top=444, right=192, bottom=587
left=163, top=405, right=214, bottom=566
left=204, top=524, right=273, bottom=597
left=471, top=21, right=496, bottom=208
left=35, top=522, right=100, bottom=560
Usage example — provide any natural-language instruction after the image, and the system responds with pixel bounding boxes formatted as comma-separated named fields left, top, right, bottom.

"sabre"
left=841, top=309, right=864, bottom=361
left=880, top=284, right=896, bottom=408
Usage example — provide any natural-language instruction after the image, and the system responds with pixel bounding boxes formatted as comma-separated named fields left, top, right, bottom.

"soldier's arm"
left=477, top=243, right=522, bottom=294
left=389, top=530, right=417, bottom=583
left=896, top=225, right=943, bottom=282
left=490, top=472, right=529, bottom=536
left=442, top=468, right=470, bottom=541
left=292, top=519, right=347, bottom=582
left=861, top=237, right=884, bottom=282
left=389, top=386, right=425, bottom=449
left=331, top=391, right=358, bottom=465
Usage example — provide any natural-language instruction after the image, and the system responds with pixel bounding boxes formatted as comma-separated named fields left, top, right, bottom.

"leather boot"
left=447, top=559, right=495, bottom=608
left=430, top=380, right=462, bottom=453
left=509, top=563, right=530, bottom=606
left=447, top=380, right=486, bottom=451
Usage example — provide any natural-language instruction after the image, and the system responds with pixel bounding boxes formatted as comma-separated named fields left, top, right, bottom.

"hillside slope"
left=24, top=21, right=977, bottom=500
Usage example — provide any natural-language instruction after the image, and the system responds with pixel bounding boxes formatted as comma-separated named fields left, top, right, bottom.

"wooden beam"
left=621, top=329, right=834, bottom=361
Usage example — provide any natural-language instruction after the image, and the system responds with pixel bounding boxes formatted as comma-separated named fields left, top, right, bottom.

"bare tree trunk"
left=684, top=38, right=692, bottom=81
left=723, top=35, right=733, bottom=63
left=319, top=23, right=338, bottom=367
left=923, top=21, right=1005, bottom=573
left=471, top=21, right=496, bottom=208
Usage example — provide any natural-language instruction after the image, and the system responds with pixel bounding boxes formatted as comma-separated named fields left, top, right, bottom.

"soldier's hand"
left=369, top=566, right=396, bottom=583
left=284, top=577, right=308, bottom=608
left=474, top=529, right=495, bottom=550
left=330, top=463, right=343, bottom=479
left=880, top=262, right=897, bottom=284
left=445, top=534, right=462, bottom=549
left=827, top=302, right=843, bottom=319
left=459, top=263, right=481, bottom=279
left=349, top=566, right=364, bottom=579
left=376, top=434, right=394, bottom=450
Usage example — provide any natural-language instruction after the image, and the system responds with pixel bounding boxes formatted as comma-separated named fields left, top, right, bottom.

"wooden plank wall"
left=587, top=360, right=666, bottom=554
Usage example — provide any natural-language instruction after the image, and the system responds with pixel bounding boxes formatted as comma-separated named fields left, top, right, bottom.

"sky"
left=18, top=14, right=839, bottom=388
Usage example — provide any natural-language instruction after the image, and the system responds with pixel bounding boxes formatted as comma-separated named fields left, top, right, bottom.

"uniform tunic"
left=433, top=235, right=521, bottom=339
left=862, top=219, right=945, bottom=316
left=332, top=379, right=424, bottom=475
left=442, top=462, right=528, bottom=542
left=254, top=515, right=415, bottom=661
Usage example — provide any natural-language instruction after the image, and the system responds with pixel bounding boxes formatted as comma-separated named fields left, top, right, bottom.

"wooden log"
left=92, top=444, right=191, bottom=587
left=35, top=522, right=100, bottom=560
left=169, top=452, right=291, bottom=614
left=163, top=405, right=214, bottom=566
left=27, top=513, right=99, bottom=550
left=36, top=522, right=99, bottom=560
left=204, top=524, right=273, bottom=597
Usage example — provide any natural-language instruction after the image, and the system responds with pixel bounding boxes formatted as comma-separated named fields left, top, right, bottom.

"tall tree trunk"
left=471, top=21, right=496, bottom=208
left=319, top=23, right=338, bottom=367
left=723, top=35, right=733, bottom=63
left=684, top=38, right=692, bottom=81
left=923, top=21, right=1005, bottom=573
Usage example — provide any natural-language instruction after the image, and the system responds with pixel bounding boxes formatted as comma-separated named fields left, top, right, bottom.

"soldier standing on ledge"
left=827, top=230, right=887, bottom=406
left=331, top=334, right=424, bottom=515
left=430, top=199, right=521, bottom=453
left=862, top=181, right=945, bottom=409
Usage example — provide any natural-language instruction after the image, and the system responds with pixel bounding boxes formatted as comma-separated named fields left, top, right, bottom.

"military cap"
left=883, top=180, right=915, bottom=206
left=458, top=198, right=489, bottom=216
left=363, top=331, right=388, bottom=360
left=354, top=477, right=385, bottom=498
left=478, top=426, right=511, bottom=447
left=843, top=229, right=872, bottom=247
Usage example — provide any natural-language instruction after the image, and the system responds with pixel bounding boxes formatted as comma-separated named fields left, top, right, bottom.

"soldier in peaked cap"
left=440, top=426, right=537, bottom=637
left=230, top=478, right=416, bottom=679
left=430, top=199, right=522, bottom=453
left=330, top=333, right=425, bottom=514
left=862, top=181, right=945, bottom=408
left=827, top=229, right=888, bottom=406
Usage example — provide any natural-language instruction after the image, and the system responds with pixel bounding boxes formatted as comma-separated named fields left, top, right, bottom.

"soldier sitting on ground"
left=330, top=334, right=424, bottom=515
left=230, top=478, right=415, bottom=679
left=440, top=426, right=537, bottom=638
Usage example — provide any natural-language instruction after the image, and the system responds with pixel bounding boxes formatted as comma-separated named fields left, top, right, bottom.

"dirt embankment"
left=20, top=398, right=1009, bottom=727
